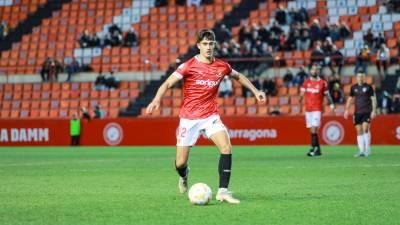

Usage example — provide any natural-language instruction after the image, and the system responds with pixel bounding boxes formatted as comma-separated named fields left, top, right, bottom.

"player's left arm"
left=230, top=70, right=266, bottom=103
left=370, top=95, right=377, bottom=119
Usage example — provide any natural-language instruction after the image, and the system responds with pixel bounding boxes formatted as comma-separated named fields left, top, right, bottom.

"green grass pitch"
left=0, top=146, right=399, bottom=225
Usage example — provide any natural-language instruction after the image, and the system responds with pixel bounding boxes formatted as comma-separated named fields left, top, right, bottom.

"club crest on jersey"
left=217, top=69, right=223, bottom=77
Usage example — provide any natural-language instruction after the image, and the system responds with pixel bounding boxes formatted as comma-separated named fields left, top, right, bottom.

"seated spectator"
left=124, top=28, right=138, bottom=47
left=66, top=58, right=81, bottom=82
left=329, top=82, right=345, bottom=104
left=331, top=45, right=344, bottom=75
left=310, top=45, right=325, bottom=67
left=354, top=45, right=370, bottom=74
left=108, top=23, right=122, bottom=36
left=270, top=21, right=284, bottom=37
left=296, top=30, right=310, bottom=51
left=309, top=19, right=322, bottom=44
left=376, top=43, right=390, bottom=80
left=374, top=32, right=386, bottom=50
left=293, top=66, right=308, bottom=86
left=80, top=107, right=91, bottom=121
left=263, top=76, right=277, bottom=96
left=105, top=71, right=120, bottom=89
left=275, top=4, right=288, bottom=25
left=155, top=0, right=167, bottom=6
left=322, top=38, right=336, bottom=75
left=392, top=96, right=400, bottom=113
left=91, top=34, right=101, bottom=47
left=94, top=71, right=107, bottom=90
left=363, top=28, right=375, bottom=48
left=111, top=30, right=122, bottom=46
left=215, top=24, right=232, bottom=43
left=339, top=22, right=351, bottom=39
left=218, top=76, right=233, bottom=98
left=379, top=91, right=393, bottom=114
left=283, top=69, right=294, bottom=88
left=40, top=57, right=51, bottom=82
left=0, top=20, right=6, bottom=41
left=329, top=22, right=341, bottom=42
left=79, top=29, right=92, bottom=48
left=321, top=22, right=331, bottom=40
left=94, top=105, right=105, bottom=118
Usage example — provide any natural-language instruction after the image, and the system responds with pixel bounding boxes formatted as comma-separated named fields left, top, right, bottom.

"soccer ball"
left=188, top=183, right=212, bottom=205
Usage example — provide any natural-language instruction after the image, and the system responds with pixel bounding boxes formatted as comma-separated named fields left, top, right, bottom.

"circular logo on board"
left=396, top=126, right=400, bottom=140
left=322, top=121, right=344, bottom=145
left=103, top=123, right=123, bottom=146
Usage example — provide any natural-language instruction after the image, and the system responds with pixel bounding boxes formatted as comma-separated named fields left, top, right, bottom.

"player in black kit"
left=344, top=73, right=377, bottom=157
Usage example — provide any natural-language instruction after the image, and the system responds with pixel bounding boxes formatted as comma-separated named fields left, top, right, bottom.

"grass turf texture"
left=0, top=146, right=399, bottom=225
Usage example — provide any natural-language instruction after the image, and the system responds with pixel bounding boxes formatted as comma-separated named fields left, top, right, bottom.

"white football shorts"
left=305, top=111, right=321, bottom=128
left=176, top=115, right=228, bottom=147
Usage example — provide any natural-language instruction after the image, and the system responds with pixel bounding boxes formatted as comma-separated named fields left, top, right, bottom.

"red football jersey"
left=174, top=56, right=232, bottom=119
left=301, top=78, right=328, bottom=112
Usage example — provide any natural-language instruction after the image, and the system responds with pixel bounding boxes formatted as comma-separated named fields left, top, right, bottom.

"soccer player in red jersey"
left=299, top=63, right=335, bottom=157
left=344, top=73, right=377, bottom=157
left=146, top=29, right=266, bottom=204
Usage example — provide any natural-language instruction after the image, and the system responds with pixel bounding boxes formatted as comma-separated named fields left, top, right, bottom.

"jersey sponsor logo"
left=195, top=79, right=219, bottom=88
left=305, top=87, right=320, bottom=93
left=396, top=126, right=400, bottom=140
left=103, top=123, right=123, bottom=146
left=322, top=121, right=345, bottom=145
left=217, top=69, right=223, bottom=77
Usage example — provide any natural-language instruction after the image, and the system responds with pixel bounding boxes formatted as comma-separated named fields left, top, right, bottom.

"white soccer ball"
left=188, top=183, right=212, bottom=205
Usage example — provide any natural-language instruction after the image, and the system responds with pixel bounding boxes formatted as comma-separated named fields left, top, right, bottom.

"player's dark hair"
left=196, top=29, right=216, bottom=43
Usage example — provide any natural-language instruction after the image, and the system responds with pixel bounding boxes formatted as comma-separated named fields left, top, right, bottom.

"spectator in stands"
left=263, top=76, right=277, bottom=96
left=80, top=107, right=91, bottom=121
left=293, top=66, right=308, bottom=86
left=215, top=24, right=232, bottom=43
left=297, top=29, right=310, bottom=51
left=396, top=76, right=400, bottom=94
left=385, top=0, right=400, bottom=12
left=322, top=37, right=336, bottom=75
left=238, top=23, right=252, bottom=44
left=48, top=58, right=63, bottom=82
left=283, top=69, right=294, bottom=88
left=155, top=0, right=167, bottom=6
left=321, top=22, right=331, bottom=41
left=79, top=29, right=92, bottom=48
left=309, top=19, right=322, bottom=44
left=270, top=21, right=284, bottom=37
left=331, top=45, right=344, bottom=76
left=339, top=22, right=351, bottom=39
left=111, top=30, right=122, bottom=47
left=363, top=28, right=375, bottom=48
left=94, top=105, right=105, bottom=118
left=108, top=23, right=122, bottom=36
left=91, top=33, right=101, bottom=47
left=40, top=57, right=51, bottom=82
left=218, top=76, right=233, bottom=98
left=286, top=26, right=300, bottom=51
left=379, top=91, right=393, bottom=114
left=105, top=71, right=120, bottom=89
left=392, top=96, right=400, bottom=113
left=374, top=32, right=386, bottom=50
left=124, top=28, right=139, bottom=47
left=275, top=4, right=288, bottom=25
left=329, top=22, right=341, bottom=42
left=94, top=71, right=107, bottom=90
left=103, top=33, right=113, bottom=48
left=376, top=43, right=390, bottom=80
left=66, top=58, right=81, bottom=82
left=329, top=82, right=345, bottom=104
left=310, top=44, right=325, bottom=67
left=354, top=45, right=370, bottom=74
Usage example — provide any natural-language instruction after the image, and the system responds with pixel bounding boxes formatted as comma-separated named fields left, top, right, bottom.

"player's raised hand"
left=146, top=100, right=160, bottom=114
left=255, top=91, right=266, bottom=104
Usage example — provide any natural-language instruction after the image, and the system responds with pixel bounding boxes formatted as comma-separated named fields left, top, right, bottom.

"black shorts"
left=353, top=113, right=371, bottom=125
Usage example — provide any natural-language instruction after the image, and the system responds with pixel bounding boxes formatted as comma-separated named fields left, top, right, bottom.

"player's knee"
left=219, top=144, right=232, bottom=154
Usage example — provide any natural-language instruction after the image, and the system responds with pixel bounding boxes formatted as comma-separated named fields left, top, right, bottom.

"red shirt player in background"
left=299, top=63, right=335, bottom=157
left=146, top=29, right=266, bottom=204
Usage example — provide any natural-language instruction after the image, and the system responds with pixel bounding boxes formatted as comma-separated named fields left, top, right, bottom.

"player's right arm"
left=344, top=96, right=353, bottom=119
left=146, top=73, right=181, bottom=114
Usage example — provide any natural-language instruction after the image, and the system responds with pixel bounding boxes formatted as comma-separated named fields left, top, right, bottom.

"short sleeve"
left=349, top=85, right=354, bottom=97
left=368, top=85, right=375, bottom=97
left=323, top=81, right=328, bottom=94
left=225, top=62, right=233, bottom=76
left=174, top=63, right=188, bottom=79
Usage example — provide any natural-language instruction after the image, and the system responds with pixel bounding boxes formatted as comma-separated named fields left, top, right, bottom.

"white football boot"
left=216, top=188, right=240, bottom=204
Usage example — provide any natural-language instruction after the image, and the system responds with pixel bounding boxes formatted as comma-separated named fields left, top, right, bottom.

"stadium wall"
left=0, top=115, right=400, bottom=146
